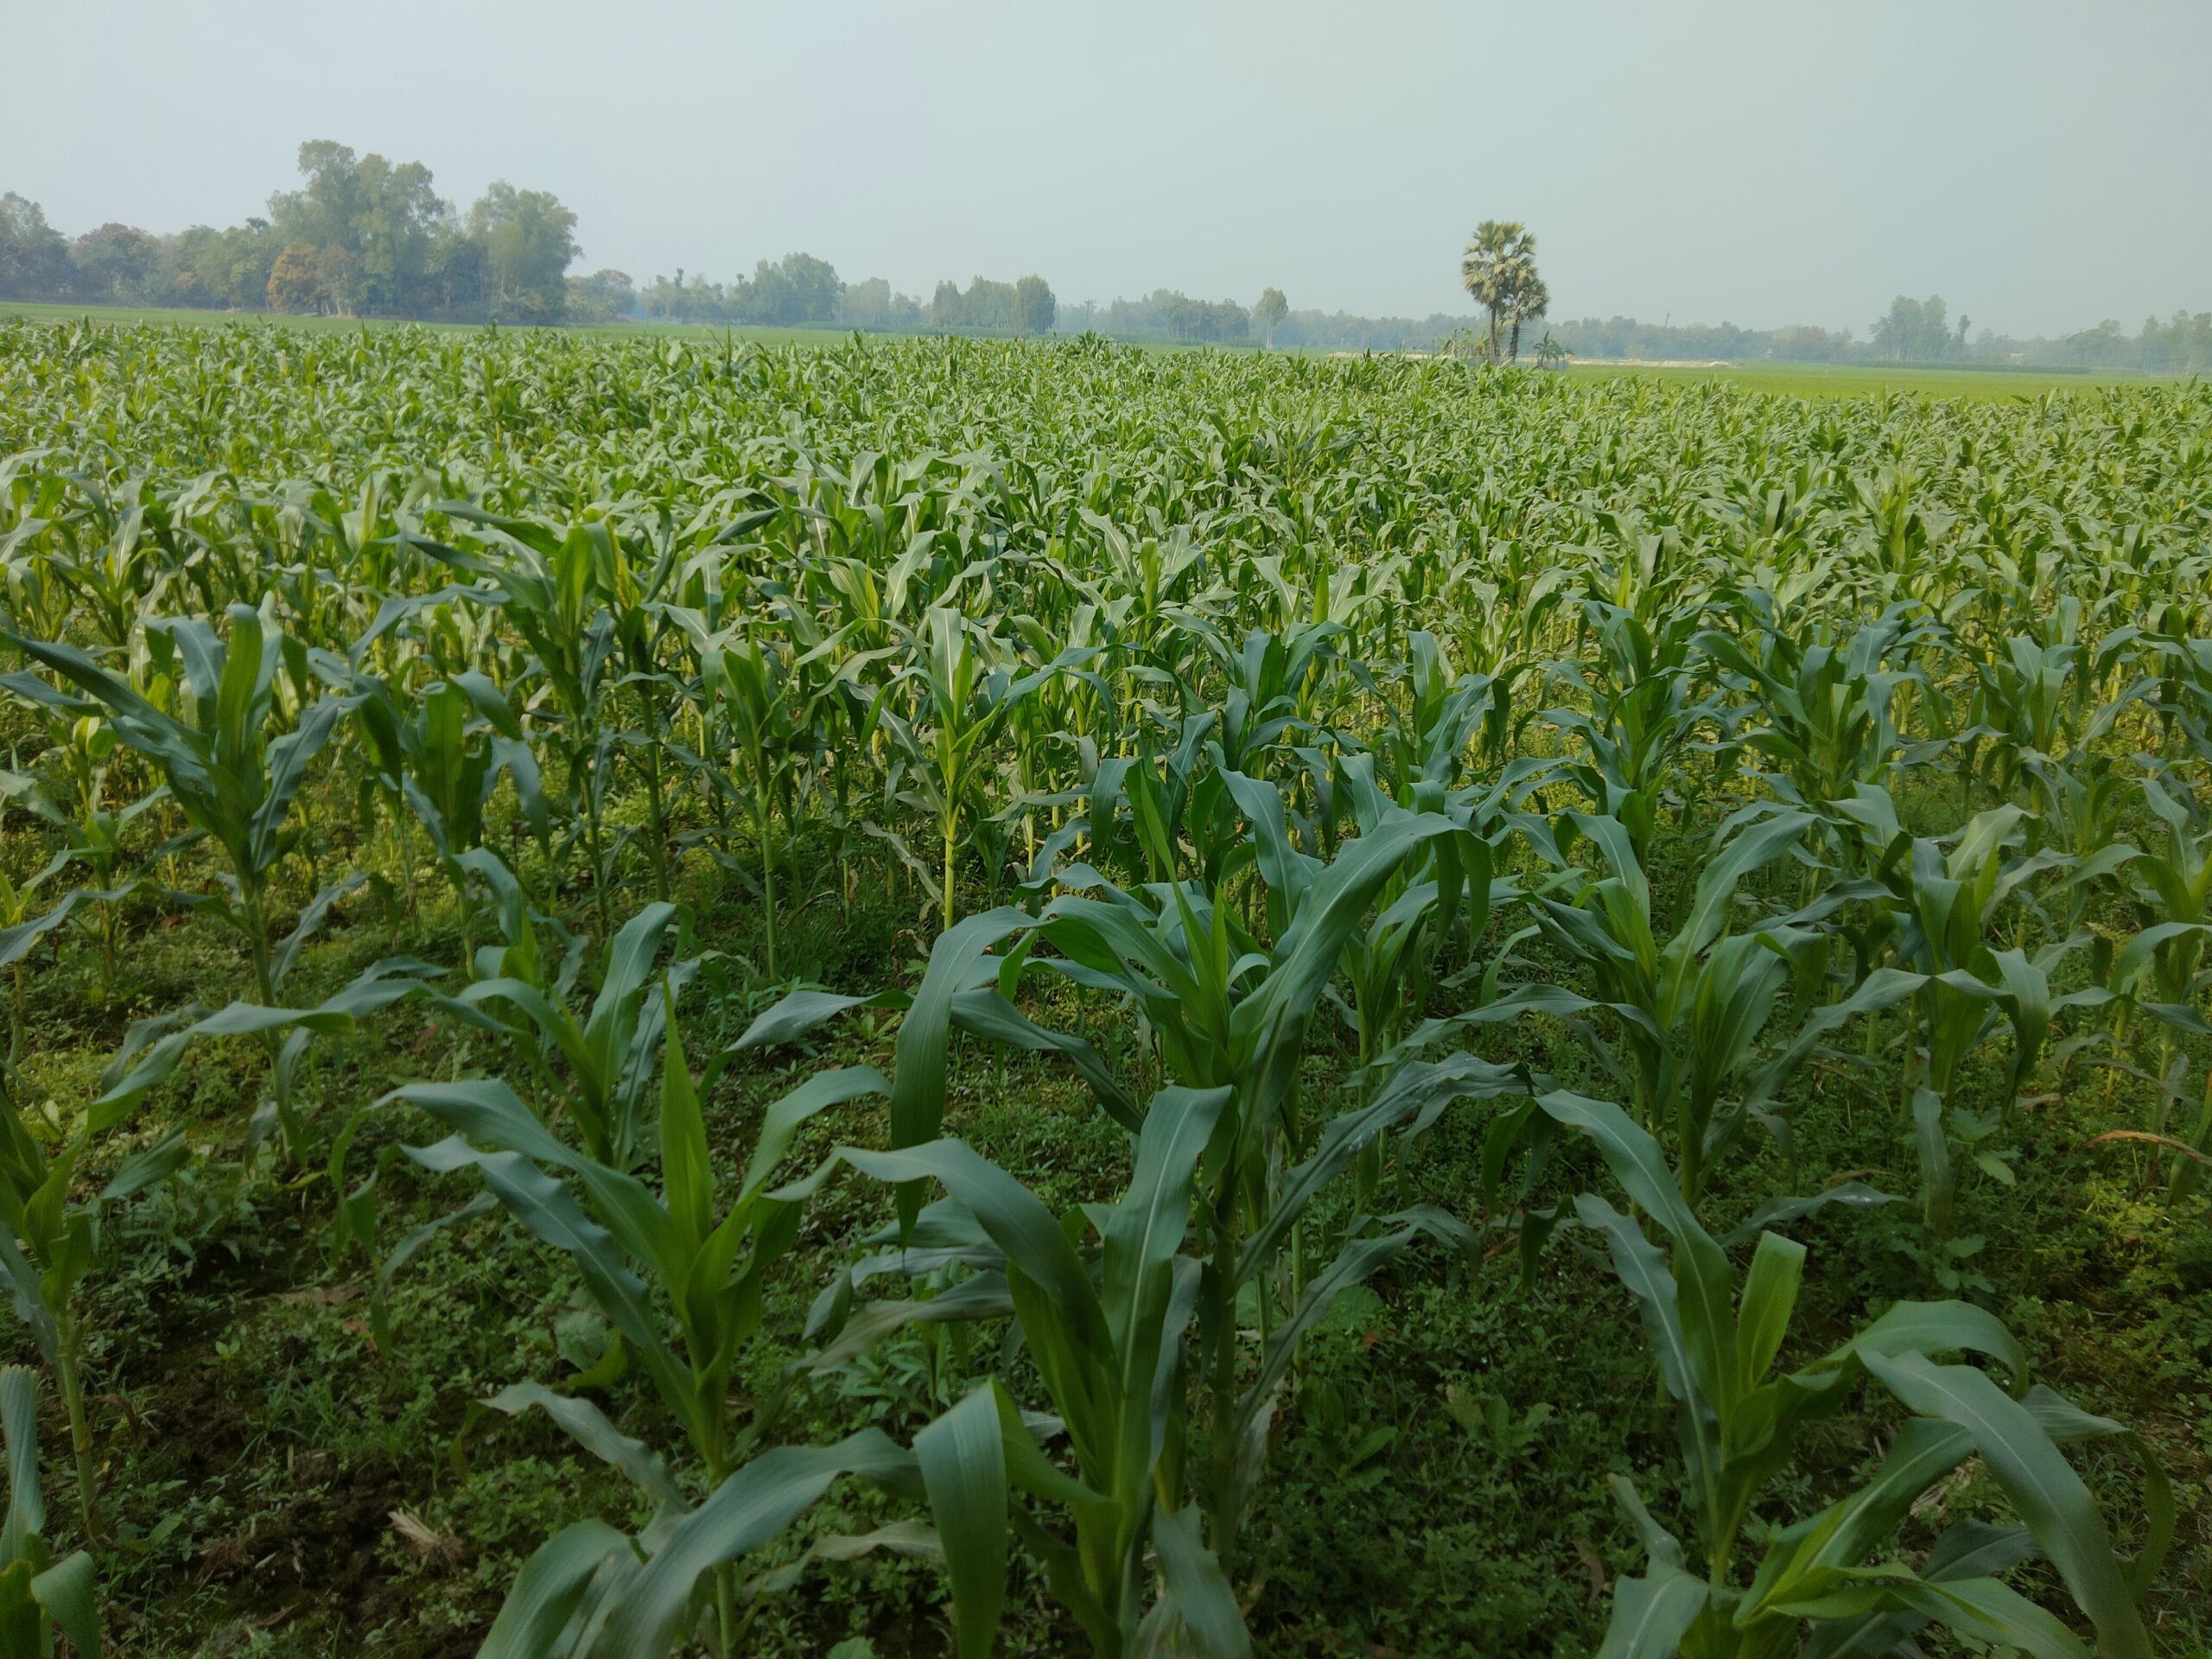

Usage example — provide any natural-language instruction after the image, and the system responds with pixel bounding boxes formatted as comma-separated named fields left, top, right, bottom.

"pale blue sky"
left=8, top=0, right=2208, bottom=335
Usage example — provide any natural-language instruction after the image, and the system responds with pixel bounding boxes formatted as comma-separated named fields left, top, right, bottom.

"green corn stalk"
left=437, top=849, right=692, bottom=1173
left=812, top=1070, right=1491, bottom=1657
left=1832, top=787, right=2102, bottom=1247
left=1529, top=809, right=1816, bottom=1198
left=0, top=718, right=183, bottom=992
left=815, top=1088, right=1250, bottom=1657
left=0, top=1028, right=193, bottom=1545
left=1541, top=599, right=1713, bottom=858
left=349, top=668, right=548, bottom=920
left=1694, top=596, right=1930, bottom=819
left=747, top=771, right=1490, bottom=1573
left=699, top=626, right=825, bottom=977
left=2097, top=778, right=2212, bottom=1192
left=3, top=606, right=364, bottom=1162
left=401, top=512, right=628, bottom=936
left=392, top=995, right=889, bottom=1657
left=0, top=1367, right=100, bottom=1657
left=886, top=606, right=1063, bottom=931
left=1514, top=1090, right=2168, bottom=1659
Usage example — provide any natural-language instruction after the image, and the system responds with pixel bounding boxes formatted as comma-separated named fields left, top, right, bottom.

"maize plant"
left=391, top=998, right=893, bottom=1656
left=697, top=624, right=826, bottom=976
left=0, top=322, right=2203, bottom=1654
left=349, top=666, right=548, bottom=916
left=2102, top=777, right=2212, bottom=1192
left=0, top=1026, right=192, bottom=1543
left=437, top=849, right=693, bottom=1173
left=1529, top=808, right=1818, bottom=1198
left=752, top=771, right=1493, bottom=1574
left=0, top=1367, right=99, bottom=1657
left=1541, top=599, right=1715, bottom=857
left=1510, top=1089, right=2167, bottom=1659
left=3, top=606, right=380, bottom=1160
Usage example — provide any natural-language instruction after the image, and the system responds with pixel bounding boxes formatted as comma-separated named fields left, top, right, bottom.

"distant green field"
left=0, top=301, right=1243, bottom=356
left=1564, top=359, right=2162, bottom=400
left=0, top=300, right=899, bottom=348
left=2, top=302, right=2179, bottom=397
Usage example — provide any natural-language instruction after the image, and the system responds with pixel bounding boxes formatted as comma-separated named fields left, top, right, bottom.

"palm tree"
left=1505, top=271, right=1549, bottom=364
left=1460, top=219, right=1533, bottom=365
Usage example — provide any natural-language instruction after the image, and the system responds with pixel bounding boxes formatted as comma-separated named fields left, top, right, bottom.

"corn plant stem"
left=714, top=1564, right=740, bottom=1658
left=632, top=685, right=671, bottom=903
left=98, top=894, right=118, bottom=996
left=2149, top=1029, right=2178, bottom=1183
left=244, top=887, right=302, bottom=1166
left=2169, top=1062, right=2212, bottom=1200
left=756, top=803, right=779, bottom=978
left=56, top=1321, right=98, bottom=1543
left=393, top=806, right=418, bottom=925
left=942, top=817, right=957, bottom=933
left=1677, top=1092, right=1702, bottom=1204
left=573, top=741, right=611, bottom=940
left=1205, top=1186, right=1243, bottom=1578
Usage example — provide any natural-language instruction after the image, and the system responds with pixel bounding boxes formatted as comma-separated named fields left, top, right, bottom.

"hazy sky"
left=9, top=0, right=2209, bottom=336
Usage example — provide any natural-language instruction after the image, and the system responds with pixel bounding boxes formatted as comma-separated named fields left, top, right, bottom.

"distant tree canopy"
left=1254, top=286, right=1288, bottom=348
left=0, top=194, right=75, bottom=297
left=1869, top=294, right=1961, bottom=361
left=1461, top=219, right=1542, bottom=363
left=929, top=273, right=1058, bottom=334
left=467, top=181, right=579, bottom=322
left=728, top=251, right=843, bottom=326
left=566, top=269, right=639, bottom=327
left=1072, top=289, right=1249, bottom=342
left=0, top=143, right=583, bottom=322
left=840, top=276, right=925, bottom=333
left=4, top=156, right=2207, bottom=371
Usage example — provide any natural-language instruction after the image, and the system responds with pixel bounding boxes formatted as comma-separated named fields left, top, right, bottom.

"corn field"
left=1, top=317, right=2209, bottom=1657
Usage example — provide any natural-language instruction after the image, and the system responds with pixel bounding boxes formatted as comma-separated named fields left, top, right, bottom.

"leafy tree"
left=1161, top=295, right=1249, bottom=342
left=1871, top=294, right=1955, bottom=361
left=1014, top=272, right=1056, bottom=334
left=316, top=243, right=363, bottom=315
left=269, top=140, right=365, bottom=254
left=468, top=181, right=579, bottom=322
left=1505, top=270, right=1549, bottom=363
left=1460, top=218, right=1533, bottom=363
left=424, top=220, right=485, bottom=315
left=68, top=225, right=160, bottom=304
left=1254, top=285, right=1288, bottom=347
left=262, top=141, right=455, bottom=317
left=566, top=268, right=637, bottom=325
left=931, top=275, right=1021, bottom=331
left=780, top=251, right=842, bottom=321
left=347, top=152, right=443, bottom=315
left=0, top=194, right=75, bottom=299
left=734, top=260, right=794, bottom=323
left=839, top=276, right=924, bottom=332
left=265, top=244, right=323, bottom=314
left=733, top=252, right=843, bottom=325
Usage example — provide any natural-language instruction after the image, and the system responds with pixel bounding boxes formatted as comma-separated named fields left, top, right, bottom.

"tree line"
left=637, top=262, right=1059, bottom=334
left=0, top=141, right=1062, bottom=336
left=1544, top=300, right=2212, bottom=374
left=6, top=154, right=2206, bottom=370
left=1, top=143, right=592, bottom=324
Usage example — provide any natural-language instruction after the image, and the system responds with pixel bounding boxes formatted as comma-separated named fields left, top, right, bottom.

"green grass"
left=10, top=302, right=2168, bottom=394
left=0, top=300, right=921, bottom=348
left=0, top=300, right=1233, bottom=356
left=1564, top=358, right=2164, bottom=399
